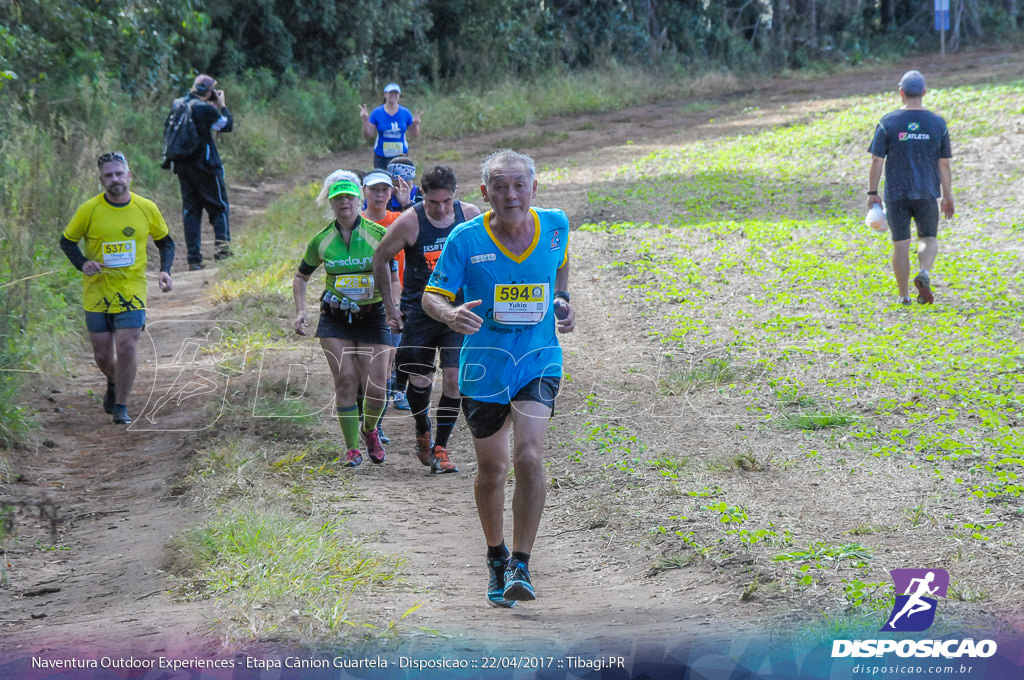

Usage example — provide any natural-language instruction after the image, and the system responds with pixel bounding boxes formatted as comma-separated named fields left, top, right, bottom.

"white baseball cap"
left=363, top=171, right=394, bottom=187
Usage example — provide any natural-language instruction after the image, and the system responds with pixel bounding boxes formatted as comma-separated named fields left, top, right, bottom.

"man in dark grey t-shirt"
left=867, top=70, right=955, bottom=305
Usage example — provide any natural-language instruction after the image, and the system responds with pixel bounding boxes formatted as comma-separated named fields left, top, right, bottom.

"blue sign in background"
left=935, top=0, right=951, bottom=30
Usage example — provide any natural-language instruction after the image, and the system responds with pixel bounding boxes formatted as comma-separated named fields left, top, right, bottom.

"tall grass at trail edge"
left=209, top=183, right=326, bottom=326
left=167, top=438, right=417, bottom=647
left=0, top=110, right=94, bottom=456
left=173, top=509, right=409, bottom=645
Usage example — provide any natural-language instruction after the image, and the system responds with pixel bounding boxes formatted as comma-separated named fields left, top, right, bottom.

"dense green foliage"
left=4, top=1, right=1024, bottom=103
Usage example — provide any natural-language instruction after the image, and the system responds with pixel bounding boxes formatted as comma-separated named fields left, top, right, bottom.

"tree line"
left=2, top=0, right=1022, bottom=103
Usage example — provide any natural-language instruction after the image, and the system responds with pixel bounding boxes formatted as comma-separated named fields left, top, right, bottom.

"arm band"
left=59, top=235, right=88, bottom=271
left=154, top=235, right=176, bottom=274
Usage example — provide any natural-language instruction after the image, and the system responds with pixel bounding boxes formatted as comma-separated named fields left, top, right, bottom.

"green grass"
left=661, top=355, right=750, bottom=394
left=207, top=182, right=331, bottom=345
left=169, top=433, right=411, bottom=645
left=0, top=385, right=33, bottom=452
left=173, top=510, right=408, bottom=644
left=782, top=412, right=859, bottom=431
left=648, top=554, right=696, bottom=575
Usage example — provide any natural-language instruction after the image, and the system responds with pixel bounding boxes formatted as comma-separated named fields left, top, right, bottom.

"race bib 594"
left=493, top=283, right=548, bottom=325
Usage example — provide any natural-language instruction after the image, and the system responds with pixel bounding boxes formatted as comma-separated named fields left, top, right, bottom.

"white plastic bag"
left=865, top=204, right=887, bottom=232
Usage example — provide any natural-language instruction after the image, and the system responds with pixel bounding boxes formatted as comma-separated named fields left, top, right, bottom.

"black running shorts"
left=885, top=198, right=939, bottom=242
left=315, top=301, right=390, bottom=345
left=461, top=376, right=561, bottom=440
left=395, top=304, right=462, bottom=376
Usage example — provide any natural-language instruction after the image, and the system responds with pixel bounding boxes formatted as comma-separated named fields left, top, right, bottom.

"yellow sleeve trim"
left=424, top=285, right=456, bottom=301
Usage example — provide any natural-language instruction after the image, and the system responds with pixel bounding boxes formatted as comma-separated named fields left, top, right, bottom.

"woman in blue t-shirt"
left=360, top=83, right=422, bottom=169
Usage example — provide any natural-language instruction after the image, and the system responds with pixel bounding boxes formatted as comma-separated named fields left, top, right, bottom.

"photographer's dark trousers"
left=176, top=162, right=230, bottom=266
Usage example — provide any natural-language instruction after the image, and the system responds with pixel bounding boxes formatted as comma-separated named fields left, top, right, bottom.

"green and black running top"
left=298, top=216, right=390, bottom=306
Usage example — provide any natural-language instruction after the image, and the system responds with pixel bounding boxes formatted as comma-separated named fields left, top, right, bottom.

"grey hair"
left=316, top=169, right=362, bottom=206
left=481, top=149, right=535, bottom=186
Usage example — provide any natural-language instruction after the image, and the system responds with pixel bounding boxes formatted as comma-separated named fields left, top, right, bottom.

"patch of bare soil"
left=3, top=50, right=1024, bottom=669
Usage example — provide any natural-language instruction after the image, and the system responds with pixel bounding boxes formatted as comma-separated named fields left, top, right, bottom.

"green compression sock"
left=336, top=404, right=360, bottom=450
left=361, top=398, right=384, bottom=433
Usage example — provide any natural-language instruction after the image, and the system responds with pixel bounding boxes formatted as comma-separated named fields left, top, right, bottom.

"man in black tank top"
left=372, top=165, right=482, bottom=473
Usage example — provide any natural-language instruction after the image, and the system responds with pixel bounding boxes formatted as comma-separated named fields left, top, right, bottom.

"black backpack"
left=160, top=97, right=201, bottom=167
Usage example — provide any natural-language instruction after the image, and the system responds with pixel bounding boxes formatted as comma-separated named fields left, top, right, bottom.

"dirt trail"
left=2, top=50, right=1023, bottom=661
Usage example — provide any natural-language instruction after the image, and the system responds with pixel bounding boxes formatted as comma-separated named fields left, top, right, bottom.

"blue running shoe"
left=503, top=560, right=535, bottom=601
left=393, top=391, right=411, bottom=410
left=487, top=556, right=517, bottom=608
left=111, top=404, right=132, bottom=425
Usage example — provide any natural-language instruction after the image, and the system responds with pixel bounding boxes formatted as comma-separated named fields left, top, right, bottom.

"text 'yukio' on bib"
left=102, top=240, right=136, bottom=268
left=334, top=274, right=374, bottom=301
left=493, top=283, right=548, bottom=325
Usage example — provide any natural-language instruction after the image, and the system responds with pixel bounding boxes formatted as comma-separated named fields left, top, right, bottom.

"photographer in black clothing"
left=171, top=74, right=234, bottom=271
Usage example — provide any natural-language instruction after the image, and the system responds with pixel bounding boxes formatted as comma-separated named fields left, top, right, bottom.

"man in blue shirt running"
left=422, top=149, right=575, bottom=608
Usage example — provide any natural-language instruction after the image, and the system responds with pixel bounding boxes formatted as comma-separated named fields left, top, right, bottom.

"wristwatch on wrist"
left=554, top=290, right=570, bottom=303
left=867, top=191, right=878, bottom=196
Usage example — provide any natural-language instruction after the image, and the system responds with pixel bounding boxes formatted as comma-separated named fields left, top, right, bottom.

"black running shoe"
left=503, top=560, right=535, bottom=601
left=487, top=555, right=517, bottom=608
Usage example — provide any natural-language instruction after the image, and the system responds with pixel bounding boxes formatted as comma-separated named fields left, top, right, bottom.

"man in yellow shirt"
left=60, top=152, right=175, bottom=424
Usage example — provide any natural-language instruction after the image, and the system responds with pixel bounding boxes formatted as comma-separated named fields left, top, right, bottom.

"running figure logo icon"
left=881, top=568, right=949, bottom=632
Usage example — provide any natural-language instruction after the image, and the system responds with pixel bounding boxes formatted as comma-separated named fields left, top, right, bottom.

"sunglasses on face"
left=97, top=151, right=128, bottom=167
